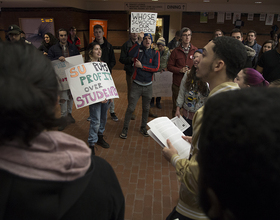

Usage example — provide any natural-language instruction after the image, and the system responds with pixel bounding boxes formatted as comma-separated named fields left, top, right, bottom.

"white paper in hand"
left=148, top=117, right=191, bottom=159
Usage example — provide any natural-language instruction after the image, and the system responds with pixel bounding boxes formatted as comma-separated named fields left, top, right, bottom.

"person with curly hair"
left=38, top=32, right=58, bottom=55
left=175, top=49, right=209, bottom=136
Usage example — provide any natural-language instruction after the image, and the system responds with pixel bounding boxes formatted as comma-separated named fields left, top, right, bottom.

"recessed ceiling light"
left=152, top=0, right=158, bottom=1
left=203, top=0, right=210, bottom=2
left=255, top=1, right=262, bottom=3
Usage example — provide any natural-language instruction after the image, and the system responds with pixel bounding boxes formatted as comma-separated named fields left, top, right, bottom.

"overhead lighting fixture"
left=152, top=0, right=158, bottom=1
left=255, top=1, right=262, bottom=3
left=203, top=0, right=210, bottom=2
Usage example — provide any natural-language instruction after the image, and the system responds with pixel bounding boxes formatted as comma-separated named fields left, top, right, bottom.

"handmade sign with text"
left=65, top=62, right=119, bottom=109
left=131, top=12, right=157, bottom=34
left=51, top=55, right=84, bottom=91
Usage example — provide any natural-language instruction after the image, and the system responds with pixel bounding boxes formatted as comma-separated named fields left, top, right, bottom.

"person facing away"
left=119, top=32, right=160, bottom=139
left=86, top=42, right=111, bottom=152
left=198, top=88, right=280, bottom=220
left=48, top=28, right=80, bottom=131
left=0, top=42, right=124, bottom=220
left=162, top=36, right=247, bottom=220
left=167, top=27, right=198, bottom=117
left=93, top=24, right=118, bottom=122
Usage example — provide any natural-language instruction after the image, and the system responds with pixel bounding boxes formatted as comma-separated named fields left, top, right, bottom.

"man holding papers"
left=120, top=32, right=160, bottom=139
left=162, top=36, right=247, bottom=220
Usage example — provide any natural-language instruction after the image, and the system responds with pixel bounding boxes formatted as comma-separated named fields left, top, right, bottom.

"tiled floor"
left=63, top=69, right=180, bottom=220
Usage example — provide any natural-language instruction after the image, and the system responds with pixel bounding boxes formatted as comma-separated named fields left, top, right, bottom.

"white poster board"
left=233, top=12, right=241, bottom=24
left=247, top=13, right=254, bottom=21
left=265, top=14, right=274, bottom=25
left=152, top=71, right=173, bottom=97
left=130, top=12, right=157, bottom=33
left=65, top=62, right=119, bottom=109
left=52, top=55, right=84, bottom=91
left=217, top=12, right=225, bottom=24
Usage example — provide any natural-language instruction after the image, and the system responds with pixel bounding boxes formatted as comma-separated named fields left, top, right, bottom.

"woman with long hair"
left=176, top=49, right=209, bottom=136
left=38, top=32, right=57, bottom=55
left=234, top=68, right=269, bottom=88
left=86, top=42, right=111, bottom=152
left=258, top=39, right=274, bottom=60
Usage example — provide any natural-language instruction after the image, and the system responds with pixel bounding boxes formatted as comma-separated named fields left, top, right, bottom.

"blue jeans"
left=123, top=82, right=152, bottom=128
left=88, top=102, right=109, bottom=146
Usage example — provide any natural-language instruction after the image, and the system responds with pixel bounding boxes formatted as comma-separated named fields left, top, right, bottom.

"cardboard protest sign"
left=65, top=62, right=119, bottom=109
left=51, top=55, right=84, bottom=91
left=131, top=12, right=157, bottom=34
left=152, top=71, right=173, bottom=97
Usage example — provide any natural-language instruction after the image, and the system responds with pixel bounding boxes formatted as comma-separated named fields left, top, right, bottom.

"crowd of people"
left=2, top=23, right=280, bottom=220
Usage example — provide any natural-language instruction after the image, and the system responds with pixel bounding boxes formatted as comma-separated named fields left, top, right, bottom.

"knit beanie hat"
left=157, top=37, right=166, bottom=46
left=195, top=49, right=203, bottom=54
left=144, top=33, right=153, bottom=43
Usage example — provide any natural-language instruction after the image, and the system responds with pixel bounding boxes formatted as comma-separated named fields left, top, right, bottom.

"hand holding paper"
left=162, top=139, right=179, bottom=162
left=147, top=117, right=191, bottom=159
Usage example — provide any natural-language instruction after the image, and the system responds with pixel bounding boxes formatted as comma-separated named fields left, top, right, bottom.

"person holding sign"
left=48, top=28, right=80, bottom=131
left=86, top=42, right=111, bottom=151
left=92, top=24, right=119, bottom=122
left=0, top=42, right=124, bottom=219
left=120, top=32, right=160, bottom=139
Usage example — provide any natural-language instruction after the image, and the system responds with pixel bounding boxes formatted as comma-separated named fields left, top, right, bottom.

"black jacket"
left=119, top=39, right=135, bottom=76
left=0, top=156, right=125, bottom=220
left=48, top=42, right=79, bottom=61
